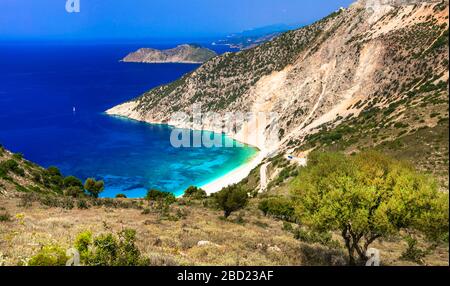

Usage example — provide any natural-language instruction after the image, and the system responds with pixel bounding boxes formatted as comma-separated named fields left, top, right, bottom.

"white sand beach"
left=200, top=149, right=268, bottom=194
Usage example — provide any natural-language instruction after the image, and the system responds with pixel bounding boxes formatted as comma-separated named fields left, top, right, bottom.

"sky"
left=0, top=0, right=354, bottom=41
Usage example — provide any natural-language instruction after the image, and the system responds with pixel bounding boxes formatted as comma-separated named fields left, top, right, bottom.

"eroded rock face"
left=109, top=0, right=448, bottom=153
left=122, top=44, right=217, bottom=64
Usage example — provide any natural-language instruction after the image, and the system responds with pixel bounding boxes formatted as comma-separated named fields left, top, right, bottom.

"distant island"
left=122, top=44, right=217, bottom=64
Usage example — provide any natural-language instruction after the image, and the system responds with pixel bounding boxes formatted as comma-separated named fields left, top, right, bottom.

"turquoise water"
left=0, top=42, right=257, bottom=198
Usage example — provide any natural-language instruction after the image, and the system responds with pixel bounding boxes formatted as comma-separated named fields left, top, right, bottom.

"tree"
left=290, top=151, right=449, bottom=265
left=84, top=178, right=104, bottom=198
left=63, top=176, right=83, bottom=190
left=214, top=184, right=249, bottom=218
left=183, top=186, right=207, bottom=200
left=145, top=189, right=176, bottom=204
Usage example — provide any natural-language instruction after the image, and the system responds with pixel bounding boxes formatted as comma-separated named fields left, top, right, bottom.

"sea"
left=0, top=41, right=257, bottom=198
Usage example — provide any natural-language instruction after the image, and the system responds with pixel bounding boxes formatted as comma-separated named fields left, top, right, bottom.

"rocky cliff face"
left=122, top=44, right=217, bottom=64
left=108, top=0, right=448, bottom=180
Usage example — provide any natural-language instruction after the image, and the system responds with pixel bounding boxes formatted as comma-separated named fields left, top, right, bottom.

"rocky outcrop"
left=122, top=44, right=217, bottom=64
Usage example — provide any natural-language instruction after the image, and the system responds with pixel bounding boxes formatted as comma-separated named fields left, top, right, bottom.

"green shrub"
left=258, top=197, right=296, bottom=222
left=12, top=153, right=24, bottom=160
left=0, top=159, right=25, bottom=176
left=0, top=166, right=6, bottom=178
left=400, top=235, right=427, bottom=265
left=213, top=184, right=248, bottom=218
left=64, top=186, right=85, bottom=198
left=46, top=166, right=62, bottom=177
left=74, top=231, right=93, bottom=263
left=43, top=166, right=64, bottom=190
left=146, top=189, right=176, bottom=204
left=115, top=194, right=127, bottom=199
left=76, top=229, right=149, bottom=266
left=28, top=245, right=68, bottom=266
left=183, top=186, right=207, bottom=200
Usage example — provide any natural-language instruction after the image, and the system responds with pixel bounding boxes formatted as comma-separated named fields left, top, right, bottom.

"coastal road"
left=259, top=163, right=270, bottom=193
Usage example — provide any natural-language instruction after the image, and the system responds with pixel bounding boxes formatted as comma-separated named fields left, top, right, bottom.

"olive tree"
left=214, top=184, right=249, bottom=218
left=290, top=151, right=448, bottom=265
left=84, top=178, right=104, bottom=198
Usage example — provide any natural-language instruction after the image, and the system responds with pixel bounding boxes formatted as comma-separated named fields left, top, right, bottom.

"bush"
left=75, top=229, right=149, bottom=266
left=74, top=231, right=93, bottom=263
left=46, top=166, right=62, bottom=177
left=258, top=197, right=296, bottom=222
left=64, top=186, right=85, bottom=198
left=77, top=199, right=89, bottom=209
left=0, top=159, right=25, bottom=177
left=12, top=153, right=23, bottom=160
left=28, top=245, right=68, bottom=266
left=214, top=184, right=248, bottom=218
left=115, top=194, right=127, bottom=199
left=146, top=189, right=176, bottom=205
left=400, top=235, right=427, bottom=265
left=63, top=176, right=83, bottom=190
left=43, top=166, right=64, bottom=191
left=60, top=197, right=74, bottom=210
left=0, top=166, right=6, bottom=178
left=183, top=186, right=207, bottom=200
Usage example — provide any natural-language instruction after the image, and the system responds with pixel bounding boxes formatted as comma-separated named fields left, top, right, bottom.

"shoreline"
left=105, top=108, right=268, bottom=195
left=199, top=149, right=267, bottom=194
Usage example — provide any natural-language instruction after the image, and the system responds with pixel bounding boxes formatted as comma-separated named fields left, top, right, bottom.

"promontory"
left=121, top=44, right=217, bottom=64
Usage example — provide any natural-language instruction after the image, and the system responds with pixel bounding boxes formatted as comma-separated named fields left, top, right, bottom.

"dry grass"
left=0, top=195, right=302, bottom=266
left=0, top=193, right=447, bottom=266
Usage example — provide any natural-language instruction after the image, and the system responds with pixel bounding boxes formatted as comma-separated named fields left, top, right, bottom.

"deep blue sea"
left=0, top=42, right=257, bottom=197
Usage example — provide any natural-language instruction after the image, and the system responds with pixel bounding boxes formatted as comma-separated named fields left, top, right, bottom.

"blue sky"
left=0, top=0, right=354, bottom=41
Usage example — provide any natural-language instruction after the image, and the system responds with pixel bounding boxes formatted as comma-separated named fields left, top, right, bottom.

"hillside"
left=108, top=0, right=449, bottom=185
left=0, top=145, right=64, bottom=198
left=122, top=44, right=218, bottom=64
